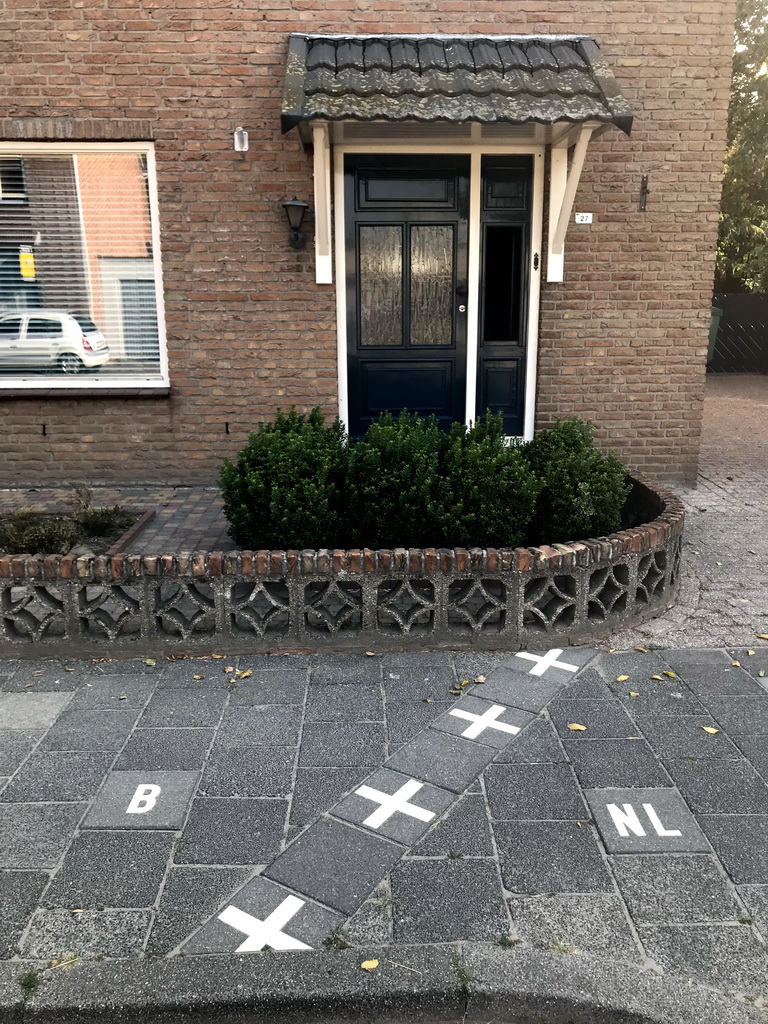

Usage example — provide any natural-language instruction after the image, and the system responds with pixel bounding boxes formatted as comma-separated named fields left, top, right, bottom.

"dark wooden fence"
left=710, top=293, right=768, bottom=373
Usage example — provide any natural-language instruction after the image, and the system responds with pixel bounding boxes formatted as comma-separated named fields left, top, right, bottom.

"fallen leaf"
left=193, top=674, right=204, bottom=680
left=237, top=669, right=253, bottom=679
left=449, top=689, right=461, bottom=696
left=756, top=634, right=768, bottom=640
left=361, top=959, right=379, bottom=971
left=616, top=675, right=630, bottom=682
left=748, top=650, right=756, bottom=656
left=118, top=695, right=127, bottom=701
left=732, top=661, right=741, bottom=668
left=609, top=648, right=616, bottom=653
left=634, top=647, right=647, bottom=653
left=663, top=671, right=677, bottom=677
left=224, top=666, right=234, bottom=674
left=701, top=726, right=720, bottom=735
left=760, top=670, right=766, bottom=678
left=24, top=683, right=34, bottom=688
left=365, top=651, right=375, bottom=657
left=422, top=698, right=433, bottom=703
left=650, top=675, right=663, bottom=681
left=143, top=659, right=156, bottom=667
left=474, top=675, right=486, bottom=683
left=65, top=667, right=75, bottom=672
left=576, top=822, right=582, bottom=828
left=567, top=723, right=587, bottom=731
left=211, top=653, right=224, bottom=659
left=71, top=909, right=84, bottom=914
left=716, top=561, right=723, bottom=566
left=460, top=679, right=470, bottom=690
left=629, top=691, right=640, bottom=697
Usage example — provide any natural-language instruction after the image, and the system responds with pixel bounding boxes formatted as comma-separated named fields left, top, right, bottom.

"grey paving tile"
left=738, top=885, right=768, bottom=933
left=735, top=735, right=768, bottom=778
left=698, top=695, right=768, bottom=736
left=264, top=817, right=403, bottom=915
left=115, top=729, right=213, bottom=771
left=298, top=722, right=386, bottom=768
left=564, top=739, right=670, bottom=789
left=593, top=651, right=667, bottom=681
left=386, top=700, right=453, bottom=749
left=305, top=681, right=383, bottom=722
left=21, top=908, right=151, bottom=959
left=182, top=874, right=343, bottom=953
left=146, top=866, right=252, bottom=954
left=175, top=798, right=286, bottom=864
left=228, top=671, right=307, bottom=706
left=585, top=788, right=710, bottom=854
left=155, top=663, right=232, bottom=689
left=633, top=714, right=744, bottom=759
left=554, top=668, right=614, bottom=700
left=611, top=854, right=742, bottom=924
left=310, top=657, right=382, bottom=686
left=0, top=870, right=49, bottom=956
left=289, top=767, right=367, bottom=827
left=217, top=706, right=302, bottom=747
left=413, top=793, right=495, bottom=857
left=429, top=695, right=534, bottom=750
left=639, top=923, right=768, bottom=997
left=610, top=680, right=706, bottom=716
left=663, top=758, right=768, bottom=813
left=83, top=771, right=199, bottom=829
left=66, top=677, right=157, bottom=710
left=664, top=650, right=763, bottom=694
left=493, top=821, right=613, bottom=894
left=139, top=689, right=227, bottom=728
left=200, top=746, right=295, bottom=797
left=235, top=654, right=312, bottom=672
left=699, top=815, right=768, bottom=884
left=385, top=729, right=496, bottom=794
left=728, top=648, right=768, bottom=682
left=0, top=692, right=71, bottom=730
left=42, top=709, right=140, bottom=751
left=43, top=831, right=175, bottom=907
left=509, top=894, right=640, bottom=960
left=471, top=667, right=566, bottom=714
left=1, top=751, right=113, bottom=802
left=509, top=646, right=596, bottom=682
left=3, top=664, right=81, bottom=692
left=453, top=653, right=514, bottom=680
left=332, top=767, right=454, bottom=845
left=383, top=652, right=456, bottom=669
left=485, top=763, right=586, bottom=820
left=548, top=699, right=642, bottom=740
left=0, top=803, right=85, bottom=868
left=383, top=670, right=457, bottom=702
left=0, top=729, right=43, bottom=775
left=341, top=881, right=392, bottom=945
left=391, top=859, right=507, bottom=942
left=494, top=716, right=567, bottom=764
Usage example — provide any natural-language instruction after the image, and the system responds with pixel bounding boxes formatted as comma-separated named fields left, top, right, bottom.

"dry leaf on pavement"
left=701, top=727, right=720, bottom=735
left=361, top=960, right=379, bottom=971
left=567, top=723, right=587, bottom=731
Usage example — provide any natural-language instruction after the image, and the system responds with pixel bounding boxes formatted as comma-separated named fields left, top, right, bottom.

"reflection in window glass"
left=410, top=224, right=454, bottom=347
left=358, top=224, right=403, bottom=347
left=0, top=150, right=162, bottom=380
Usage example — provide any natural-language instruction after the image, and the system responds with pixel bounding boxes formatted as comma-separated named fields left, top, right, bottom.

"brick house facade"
left=0, top=1, right=735, bottom=487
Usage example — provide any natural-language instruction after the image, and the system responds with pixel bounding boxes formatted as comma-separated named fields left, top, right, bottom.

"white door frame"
left=333, top=139, right=545, bottom=440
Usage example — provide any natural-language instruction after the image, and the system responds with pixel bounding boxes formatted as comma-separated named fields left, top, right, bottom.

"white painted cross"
left=449, top=703, right=521, bottom=741
left=218, top=896, right=311, bottom=952
left=515, top=648, right=579, bottom=677
left=355, top=778, right=435, bottom=830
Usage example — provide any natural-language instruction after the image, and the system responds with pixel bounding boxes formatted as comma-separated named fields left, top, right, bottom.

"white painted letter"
left=643, top=803, right=681, bottom=837
left=126, top=784, right=161, bottom=815
left=606, top=803, right=646, bottom=837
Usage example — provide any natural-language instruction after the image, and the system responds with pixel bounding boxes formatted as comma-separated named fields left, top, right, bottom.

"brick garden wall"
left=0, top=1, right=735, bottom=487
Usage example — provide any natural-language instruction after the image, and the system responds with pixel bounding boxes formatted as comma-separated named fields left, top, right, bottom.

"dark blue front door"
left=345, top=154, right=470, bottom=435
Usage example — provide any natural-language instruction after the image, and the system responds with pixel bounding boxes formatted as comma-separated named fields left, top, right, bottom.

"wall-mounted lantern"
left=282, top=197, right=309, bottom=249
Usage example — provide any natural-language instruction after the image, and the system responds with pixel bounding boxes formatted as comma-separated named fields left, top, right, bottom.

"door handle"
left=458, top=304, right=466, bottom=313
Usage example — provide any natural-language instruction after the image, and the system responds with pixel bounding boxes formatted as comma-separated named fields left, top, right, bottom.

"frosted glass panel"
left=359, top=225, right=402, bottom=347
left=410, top=225, right=453, bottom=346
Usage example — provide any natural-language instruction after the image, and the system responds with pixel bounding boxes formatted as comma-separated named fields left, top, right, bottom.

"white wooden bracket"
left=547, top=124, right=594, bottom=283
left=312, top=122, right=333, bottom=284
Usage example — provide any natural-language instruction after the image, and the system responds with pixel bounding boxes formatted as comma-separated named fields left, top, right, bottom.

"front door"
left=345, top=154, right=470, bottom=434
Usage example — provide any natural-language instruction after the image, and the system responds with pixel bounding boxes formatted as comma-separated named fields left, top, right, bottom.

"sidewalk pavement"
left=2, top=646, right=768, bottom=1020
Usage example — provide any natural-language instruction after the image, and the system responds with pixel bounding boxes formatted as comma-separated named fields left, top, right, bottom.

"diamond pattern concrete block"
left=429, top=694, right=535, bottom=750
left=82, top=771, right=199, bottom=829
left=332, top=767, right=454, bottom=845
left=385, top=729, right=496, bottom=793
left=585, top=788, right=710, bottom=854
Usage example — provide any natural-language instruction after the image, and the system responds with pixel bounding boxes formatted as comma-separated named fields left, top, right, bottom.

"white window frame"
left=0, top=141, right=169, bottom=391
left=332, top=136, right=545, bottom=441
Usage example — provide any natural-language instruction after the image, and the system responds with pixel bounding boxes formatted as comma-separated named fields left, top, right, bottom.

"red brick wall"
left=0, top=1, right=735, bottom=487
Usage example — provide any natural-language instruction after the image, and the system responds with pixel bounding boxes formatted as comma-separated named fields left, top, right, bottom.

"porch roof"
left=281, top=33, right=633, bottom=136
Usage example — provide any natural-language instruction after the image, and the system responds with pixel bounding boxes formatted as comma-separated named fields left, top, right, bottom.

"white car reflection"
left=0, top=310, right=110, bottom=374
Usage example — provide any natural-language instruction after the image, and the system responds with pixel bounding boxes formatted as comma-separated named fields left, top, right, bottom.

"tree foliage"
left=717, top=0, right=768, bottom=292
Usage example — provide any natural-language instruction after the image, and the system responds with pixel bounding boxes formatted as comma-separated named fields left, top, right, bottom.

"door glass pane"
left=359, top=225, right=402, bottom=347
left=482, top=225, right=522, bottom=343
left=410, top=225, right=453, bottom=346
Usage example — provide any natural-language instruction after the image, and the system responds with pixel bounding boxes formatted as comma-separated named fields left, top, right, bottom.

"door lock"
left=458, top=304, right=466, bottom=312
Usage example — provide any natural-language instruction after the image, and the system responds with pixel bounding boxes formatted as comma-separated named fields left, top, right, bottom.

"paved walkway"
left=1, top=646, right=768, bottom=1019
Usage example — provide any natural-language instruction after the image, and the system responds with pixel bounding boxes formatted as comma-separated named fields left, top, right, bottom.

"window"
left=0, top=143, right=167, bottom=389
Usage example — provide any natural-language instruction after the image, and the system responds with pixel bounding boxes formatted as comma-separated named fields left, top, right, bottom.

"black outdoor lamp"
left=282, top=197, right=309, bottom=249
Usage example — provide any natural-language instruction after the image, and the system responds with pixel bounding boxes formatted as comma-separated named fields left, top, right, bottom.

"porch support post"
left=312, top=121, right=333, bottom=284
left=547, top=123, right=594, bottom=283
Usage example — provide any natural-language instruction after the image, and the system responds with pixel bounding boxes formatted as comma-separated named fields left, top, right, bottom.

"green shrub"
left=220, top=408, right=347, bottom=549
left=522, top=419, right=629, bottom=543
left=76, top=505, right=134, bottom=537
left=2, top=511, right=80, bottom=554
left=345, top=411, right=448, bottom=548
left=435, top=414, right=540, bottom=548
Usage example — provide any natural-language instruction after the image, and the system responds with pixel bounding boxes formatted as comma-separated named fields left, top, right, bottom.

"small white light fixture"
left=233, top=126, right=249, bottom=153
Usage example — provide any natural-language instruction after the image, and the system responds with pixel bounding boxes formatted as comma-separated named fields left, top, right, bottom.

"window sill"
left=0, top=385, right=171, bottom=398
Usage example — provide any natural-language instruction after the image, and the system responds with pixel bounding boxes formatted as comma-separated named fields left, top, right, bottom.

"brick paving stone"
left=332, top=767, right=454, bottom=845
left=146, top=866, right=252, bottom=955
left=305, top=682, right=383, bottom=722
left=1, top=751, right=113, bottom=803
left=264, top=817, right=403, bottom=915
left=227, top=671, right=307, bottom=706
left=0, top=870, right=49, bottom=956
left=42, top=709, right=140, bottom=751
left=0, top=803, right=86, bottom=868
left=611, top=854, right=742, bottom=924
left=413, top=793, right=495, bottom=857
left=631, top=714, right=743, bottom=759
left=494, top=716, right=566, bottom=764
left=429, top=695, right=534, bottom=750
left=391, top=860, right=507, bottom=943
left=21, top=908, right=152, bottom=959
left=200, top=746, right=295, bottom=798
left=116, top=729, right=214, bottom=771
left=66, top=677, right=157, bottom=710
left=0, top=693, right=71, bottom=730
left=696, top=695, right=768, bottom=736
left=699, top=815, right=768, bottom=884
left=385, top=729, right=496, bottom=794
left=289, top=767, right=367, bottom=828
left=0, top=730, right=43, bottom=775
left=83, top=771, right=199, bottom=829
left=586, top=788, right=710, bottom=854
left=485, top=763, right=586, bottom=820
left=548, top=700, right=638, bottom=740
left=298, top=722, right=386, bottom=768
left=509, top=894, right=640, bottom=960
left=564, top=738, right=670, bottom=789
left=138, top=689, right=227, bottom=728
left=493, top=821, right=613, bottom=894
left=662, top=758, right=768, bottom=814
left=385, top=700, right=454, bottom=749
left=216, top=706, right=302, bottom=747
left=43, top=831, right=175, bottom=908
left=175, top=798, right=287, bottom=865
